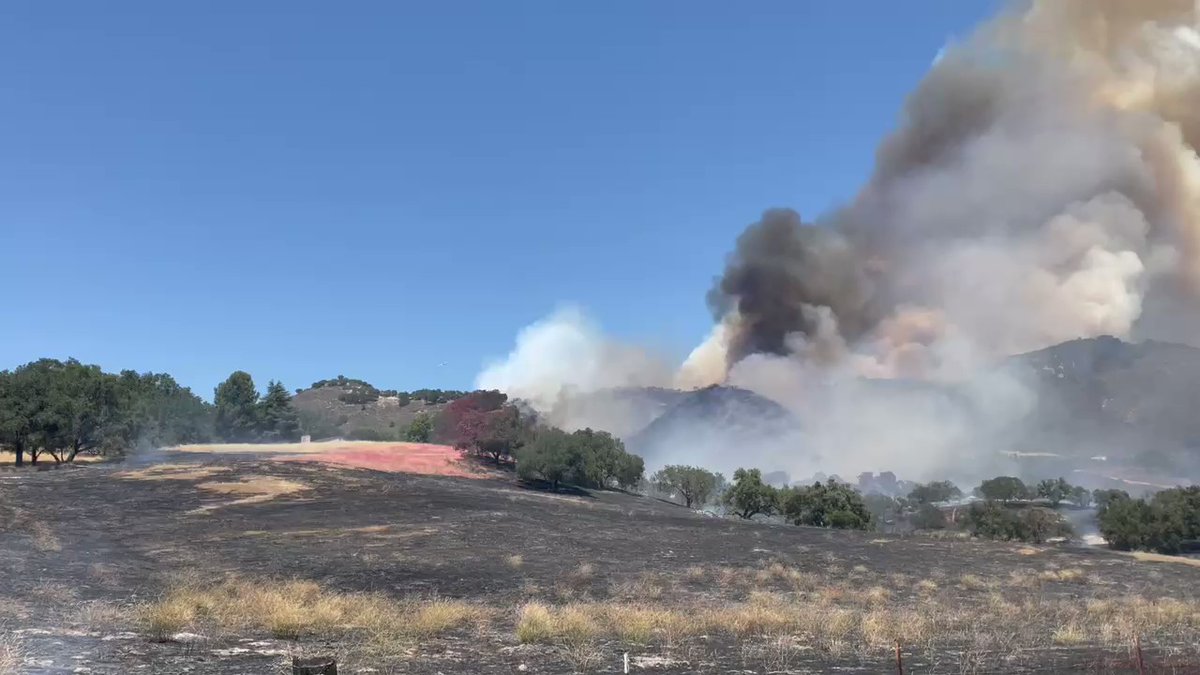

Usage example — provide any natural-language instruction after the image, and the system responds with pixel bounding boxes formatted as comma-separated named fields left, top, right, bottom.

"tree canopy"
left=652, top=465, right=723, bottom=509
left=514, top=426, right=644, bottom=491
left=0, top=359, right=213, bottom=465
left=779, top=479, right=872, bottom=530
left=976, top=476, right=1030, bottom=503
left=722, top=468, right=778, bottom=520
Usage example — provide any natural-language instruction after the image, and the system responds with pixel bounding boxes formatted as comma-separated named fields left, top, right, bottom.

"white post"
left=623, top=652, right=629, bottom=674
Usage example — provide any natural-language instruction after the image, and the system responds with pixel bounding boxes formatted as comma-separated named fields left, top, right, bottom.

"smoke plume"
left=474, top=307, right=672, bottom=418
left=480, top=1, right=1200, bottom=482
left=705, top=0, right=1200, bottom=380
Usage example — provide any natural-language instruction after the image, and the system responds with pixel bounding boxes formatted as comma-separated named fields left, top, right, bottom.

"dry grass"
left=28, top=521, right=61, bottom=552
left=1039, top=567, right=1087, bottom=583
left=0, top=634, right=22, bottom=675
left=133, top=572, right=1200, bottom=668
left=959, top=574, right=990, bottom=591
left=1129, top=551, right=1200, bottom=568
left=505, top=554, right=524, bottom=569
left=138, top=577, right=488, bottom=647
left=72, top=600, right=131, bottom=630
left=116, top=464, right=231, bottom=481
left=1053, top=622, right=1088, bottom=645
left=189, top=476, right=309, bottom=512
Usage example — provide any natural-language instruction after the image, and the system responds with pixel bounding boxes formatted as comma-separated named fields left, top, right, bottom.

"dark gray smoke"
left=698, top=0, right=1200, bottom=382
left=707, top=209, right=876, bottom=364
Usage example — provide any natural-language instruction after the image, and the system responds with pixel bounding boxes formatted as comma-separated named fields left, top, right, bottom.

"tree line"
left=0, top=359, right=213, bottom=465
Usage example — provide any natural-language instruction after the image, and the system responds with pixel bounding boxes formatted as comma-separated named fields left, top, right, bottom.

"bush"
left=347, top=428, right=391, bottom=442
left=338, top=390, right=379, bottom=405
left=962, top=502, right=1071, bottom=543
left=779, top=479, right=872, bottom=530
left=911, top=503, right=947, bottom=530
left=1097, top=486, right=1200, bottom=554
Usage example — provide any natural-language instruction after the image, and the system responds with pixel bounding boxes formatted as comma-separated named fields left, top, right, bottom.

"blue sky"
left=0, top=0, right=998, bottom=398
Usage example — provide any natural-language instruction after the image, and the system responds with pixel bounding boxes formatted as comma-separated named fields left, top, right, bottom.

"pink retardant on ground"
left=278, top=442, right=485, bottom=478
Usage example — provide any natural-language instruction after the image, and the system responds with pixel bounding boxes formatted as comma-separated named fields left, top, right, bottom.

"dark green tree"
left=515, top=427, right=573, bottom=490
left=612, top=452, right=644, bottom=491
left=403, top=413, right=434, bottom=442
left=1070, top=485, right=1093, bottom=507
left=1092, top=488, right=1131, bottom=510
left=907, top=480, right=962, bottom=505
left=652, top=465, right=723, bottom=508
left=722, top=468, right=778, bottom=520
left=214, top=371, right=260, bottom=442
left=1036, top=477, right=1072, bottom=506
left=779, top=479, right=872, bottom=530
left=977, top=476, right=1030, bottom=503
left=258, top=381, right=301, bottom=442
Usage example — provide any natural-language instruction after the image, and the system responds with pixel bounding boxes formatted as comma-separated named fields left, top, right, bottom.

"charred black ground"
left=3, top=454, right=1200, bottom=673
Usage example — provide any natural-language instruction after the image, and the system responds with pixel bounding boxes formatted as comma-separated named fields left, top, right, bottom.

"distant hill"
left=626, top=385, right=804, bottom=470
left=1004, top=336, right=1200, bottom=477
left=291, top=381, right=463, bottom=440
left=547, top=386, right=688, bottom=438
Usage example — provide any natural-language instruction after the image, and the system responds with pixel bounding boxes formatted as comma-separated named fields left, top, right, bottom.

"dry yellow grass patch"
left=915, top=579, right=939, bottom=594
left=28, top=521, right=61, bottom=552
left=116, top=464, right=230, bottom=481
left=1129, top=551, right=1200, bottom=568
left=0, top=634, right=23, bottom=674
left=1052, top=622, right=1088, bottom=645
left=505, top=554, right=524, bottom=569
left=683, top=565, right=707, bottom=583
left=71, top=601, right=131, bottom=631
left=1039, top=568, right=1087, bottom=583
left=189, top=476, right=309, bottom=512
left=138, top=577, right=488, bottom=646
left=1016, top=547, right=1039, bottom=556
left=515, top=602, right=599, bottom=644
left=959, top=574, right=990, bottom=591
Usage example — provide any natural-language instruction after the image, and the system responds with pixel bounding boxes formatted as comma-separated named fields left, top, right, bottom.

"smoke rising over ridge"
left=702, top=0, right=1200, bottom=381
left=478, top=1, right=1200, bottom=482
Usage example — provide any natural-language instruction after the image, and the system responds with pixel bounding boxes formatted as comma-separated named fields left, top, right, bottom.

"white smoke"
left=474, top=306, right=672, bottom=414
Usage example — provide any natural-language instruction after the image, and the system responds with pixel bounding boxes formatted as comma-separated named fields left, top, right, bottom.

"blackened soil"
left=2, top=454, right=1200, bottom=674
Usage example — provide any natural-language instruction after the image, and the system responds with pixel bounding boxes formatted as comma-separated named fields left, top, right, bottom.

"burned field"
left=3, top=456, right=1200, bottom=674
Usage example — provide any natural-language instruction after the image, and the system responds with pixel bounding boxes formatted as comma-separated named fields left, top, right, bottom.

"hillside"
left=627, top=385, right=803, bottom=471
left=290, top=381, right=457, bottom=439
left=1005, top=336, right=1200, bottom=478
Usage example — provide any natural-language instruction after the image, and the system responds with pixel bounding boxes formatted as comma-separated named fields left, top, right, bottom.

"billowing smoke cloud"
left=479, top=1, right=1200, bottom=483
left=706, top=0, right=1200, bottom=379
left=474, top=306, right=673, bottom=418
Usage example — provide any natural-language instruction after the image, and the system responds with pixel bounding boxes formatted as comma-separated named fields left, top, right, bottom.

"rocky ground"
left=2, top=452, right=1200, bottom=674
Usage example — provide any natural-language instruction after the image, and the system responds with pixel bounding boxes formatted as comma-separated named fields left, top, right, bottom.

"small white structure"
left=300, top=435, right=312, bottom=444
